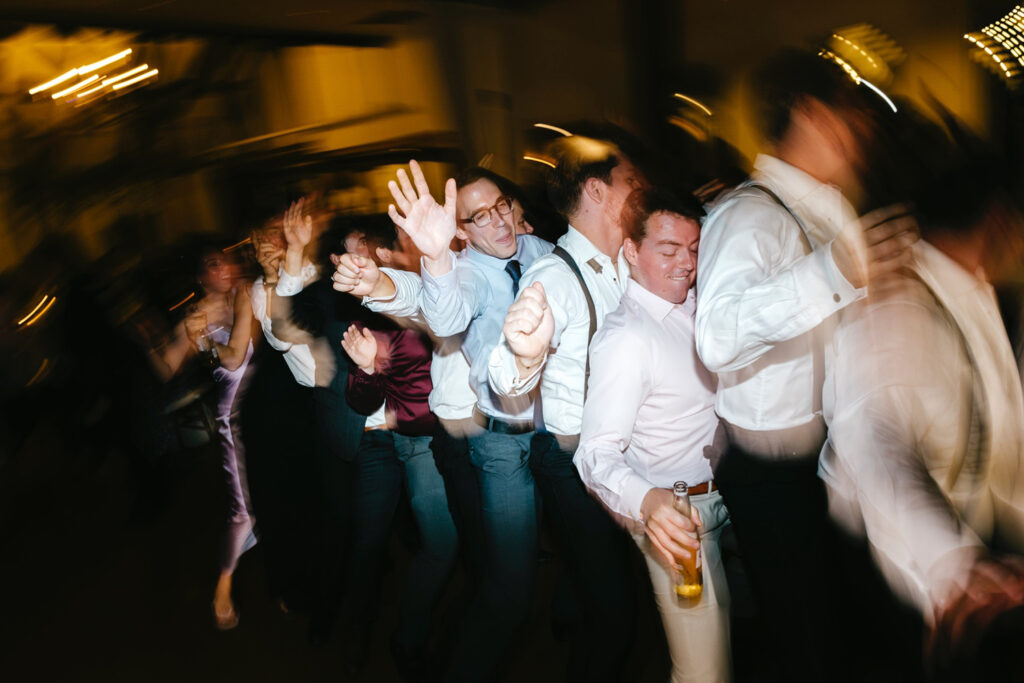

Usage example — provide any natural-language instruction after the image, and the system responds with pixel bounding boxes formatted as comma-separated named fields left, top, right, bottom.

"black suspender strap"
left=551, top=246, right=598, bottom=401
left=746, top=183, right=823, bottom=415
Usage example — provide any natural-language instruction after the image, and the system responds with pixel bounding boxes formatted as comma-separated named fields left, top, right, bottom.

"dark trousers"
left=715, top=443, right=837, bottom=682
left=530, top=432, right=636, bottom=683
left=238, top=348, right=317, bottom=608
left=342, top=429, right=458, bottom=651
left=431, top=420, right=485, bottom=592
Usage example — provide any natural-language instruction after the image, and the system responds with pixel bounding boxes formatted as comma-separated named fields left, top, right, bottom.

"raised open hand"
left=341, top=324, right=378, bottom=374
left=283, top=197, right=314, bottom=251
left=502, top=282, right=554, bottom=375
left=332, top=253, right=381, bottom=297
left=387, top=159, right=457, bottom=263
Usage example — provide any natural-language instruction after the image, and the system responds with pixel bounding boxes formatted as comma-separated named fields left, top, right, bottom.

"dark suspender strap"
left=551, top=246, right=598, bottom=401
left=746, top=183, right=823, bottom=414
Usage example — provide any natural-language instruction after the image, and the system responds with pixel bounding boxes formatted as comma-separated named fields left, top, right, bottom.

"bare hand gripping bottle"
left=672, top=481, right=703, bottom=605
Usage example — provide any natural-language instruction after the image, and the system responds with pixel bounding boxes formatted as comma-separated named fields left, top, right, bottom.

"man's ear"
left=375, top=246, right=393, bottom=265
left=623, top=237, right=640, bottom=267
left=583, top=176, right=605, bottom=205
left=455, top=225, right=470, bottom=243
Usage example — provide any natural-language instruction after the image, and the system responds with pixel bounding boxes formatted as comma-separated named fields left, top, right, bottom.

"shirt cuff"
left=621, top=480, right=657, bottom=523
left=792, top=242, right=866, bottom=315
left=488, top=339, right=544, bottom=397
left=275, top=267, right=305, bottom=297
left=419, top=252, right=458, bottom=304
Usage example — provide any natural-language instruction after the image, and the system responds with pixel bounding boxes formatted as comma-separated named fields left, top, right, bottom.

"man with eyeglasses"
left=336, top=161, right=552, bottom=680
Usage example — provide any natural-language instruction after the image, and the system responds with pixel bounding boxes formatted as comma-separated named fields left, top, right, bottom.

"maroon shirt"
left=346, top=323, right=436, bottom=437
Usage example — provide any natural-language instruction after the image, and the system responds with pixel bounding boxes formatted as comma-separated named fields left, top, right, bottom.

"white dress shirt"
left=821, top=241, right=1024, bottom=615
left=695, top=154, right=865, bottom=433
left=488, top=226, right=630, bottom=436
left=575, top=280, right=719, bottom=521
left=250, top=274, right=317, bottom=387
left=363, top=266, right=476, bottom=421
left=419, top=235, right=553, bottom=421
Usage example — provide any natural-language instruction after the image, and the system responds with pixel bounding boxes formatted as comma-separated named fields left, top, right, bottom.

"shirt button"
left=833, top=293, right=841, bottom=303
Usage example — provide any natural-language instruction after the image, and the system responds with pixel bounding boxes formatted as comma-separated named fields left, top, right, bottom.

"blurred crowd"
left=5, top=48, right=1024, bottom=683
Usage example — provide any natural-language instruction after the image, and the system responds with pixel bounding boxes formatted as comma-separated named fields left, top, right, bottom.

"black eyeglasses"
left=459, top=196, right=514, bottom=228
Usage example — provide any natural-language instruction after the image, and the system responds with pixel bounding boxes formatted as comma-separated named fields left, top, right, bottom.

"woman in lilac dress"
left=177, top=247, right=257, bottom=629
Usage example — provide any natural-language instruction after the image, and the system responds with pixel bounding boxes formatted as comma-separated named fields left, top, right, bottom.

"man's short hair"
left=622, top=187, right=705, bottom=244
left=753, top=49, right=872, bottom=144
left=455, top=166, right=524, bottom=199
left=544, top=136, right=622, bottom=219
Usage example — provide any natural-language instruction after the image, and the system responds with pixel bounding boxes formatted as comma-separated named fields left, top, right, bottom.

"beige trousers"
left=634, top=490, right=732, bottom=683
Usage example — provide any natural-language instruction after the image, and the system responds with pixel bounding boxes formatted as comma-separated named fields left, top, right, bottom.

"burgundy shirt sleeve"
left=344, top=323, right=436, bottom=436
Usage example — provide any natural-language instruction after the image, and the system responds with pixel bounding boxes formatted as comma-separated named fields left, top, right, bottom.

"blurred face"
left=604, top=159, right=645, bottom=229
left=199, top=251, right=234, bottom=294
left=511, top=198, right=534, bottom=235
left=456, top=178, right=517, bottom=259
left=374, top=228, right=423, bottom=273
left=344, top=230, right=369, bottom=258
left=624, top=211, right=700, bottom=305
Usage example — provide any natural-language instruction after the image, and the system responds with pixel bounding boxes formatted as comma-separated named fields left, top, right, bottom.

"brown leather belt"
left=364, top=424, right=389, bottom=432
left=687, top=481, right=718, bottom=496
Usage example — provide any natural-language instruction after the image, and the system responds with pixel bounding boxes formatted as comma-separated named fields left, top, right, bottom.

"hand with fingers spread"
left=386, top=159, right=458, bottom=271
left=341, top=324, right=379, bottom=374
left=282, top=198, right=314, bottom=276
left=639, top=487, right=703, bottom=569
left=833, top=204, right=919, bottom=292
left=502, top=281, right=554, bottom=377
left=331, top=252, right=391, bottom=298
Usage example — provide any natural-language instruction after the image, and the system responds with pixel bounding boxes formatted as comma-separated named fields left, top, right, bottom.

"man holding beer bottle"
left=575, top=188, right=732, bottom=682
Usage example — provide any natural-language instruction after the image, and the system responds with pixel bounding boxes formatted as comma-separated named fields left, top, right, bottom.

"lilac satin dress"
left=210, top=325, right=256, bottom=572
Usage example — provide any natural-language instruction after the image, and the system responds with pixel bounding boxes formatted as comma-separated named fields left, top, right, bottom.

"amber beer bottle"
left=671, top=481, right=703, bottom=605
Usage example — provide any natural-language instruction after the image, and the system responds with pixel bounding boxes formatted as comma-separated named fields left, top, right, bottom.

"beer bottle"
left=671, top=481, right=702, bottom=605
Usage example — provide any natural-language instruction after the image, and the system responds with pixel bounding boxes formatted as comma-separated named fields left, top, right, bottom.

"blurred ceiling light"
left=534, top=123, right=572, bottom=137
left=829, top=24, right=905, bottom=86
left=17, top=295, right=48, bottom=325
left=819, top=49, right=897, bottom=113
left=29, top=68, right=78, bottom=95
left=673, top=94, right=713, bottom=116
left=523, top=154, right=556, bottom=168
left=111, top=68, right=158, bottom=91
left=26, top=358, right=49, bottom=387
left=103, top=64, right=149, bottom=86
left=23, top=296, right=57, bottom=327
left=668, top=116, right=709, bottom=141
left=51, top=74, right=99, bottom=100
left=75, top=81, right=110, bottom=102
left=78, top=48, right=132, bottom=76
left=964, top=7, right=1024, bottom=86
left=169, top=292, right=195, bottom=312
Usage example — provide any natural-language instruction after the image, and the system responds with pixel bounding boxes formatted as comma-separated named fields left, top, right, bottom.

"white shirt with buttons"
left=489, top=226, right=629, bottom=436
left=695, top=154, right=866, bottom=432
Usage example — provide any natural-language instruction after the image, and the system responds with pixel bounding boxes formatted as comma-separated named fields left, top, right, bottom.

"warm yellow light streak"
left=24, top=296, right=57, bottom=326
left=51, top=74, right=99, bottom=99
left=222, top=237, right=252, bottom=253
left=168, top=292, right=195, bottom=312
left=26, top=359, right=49, bottom=387
left=523, top=155, right=556, bottom=169
left=673, top=93, right=713, bottom=116
left=17, top=296, right=48, bottom=325
left=75, top=82, right=110, bottom=100
left=29, top=69, right=78, bottom=95
left=111, top=68, right=158, bottom=91
left=102, top=64, right=149, bottom=86
left=533, top=123, right=572, bottom=137
left=78, top=48, right=132, bottom=75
